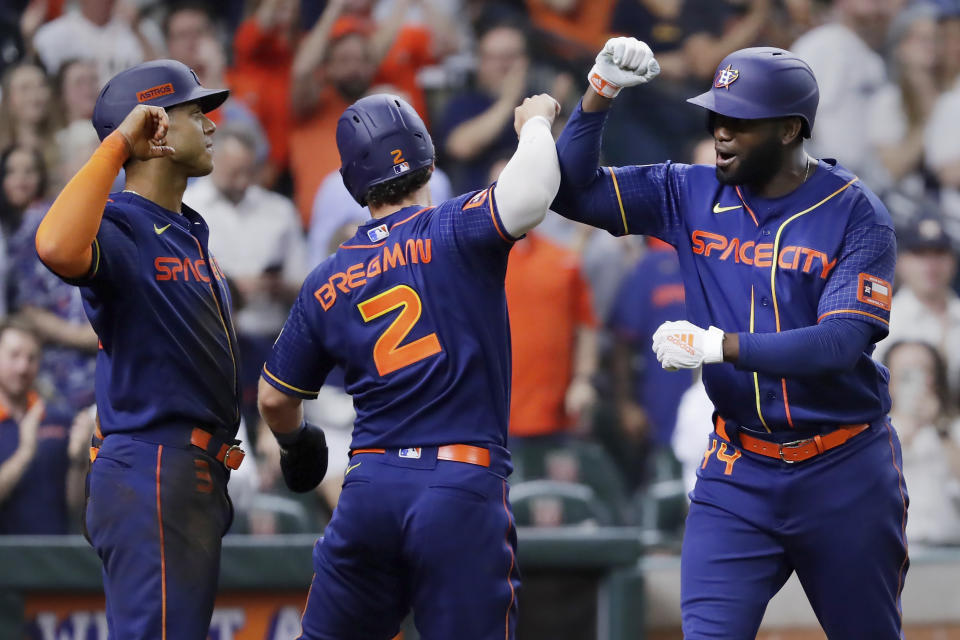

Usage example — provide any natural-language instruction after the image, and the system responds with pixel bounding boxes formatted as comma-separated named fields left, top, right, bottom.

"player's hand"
left=277, top=421, right=329, bottom=493
left=18, top=399, right=46, bottom=456
left=651, top=320, right=724, bottom=371
left=618, top=401, right=650, bottom=441
left=588, top=37, right=660, bottom=98
left=564, top=375, right=596, bottom=418
left=114, top=104, right=175, bottom=161
left=67, top=405, right=97, bottom=463
left=514, top=93, right=561, bottom=135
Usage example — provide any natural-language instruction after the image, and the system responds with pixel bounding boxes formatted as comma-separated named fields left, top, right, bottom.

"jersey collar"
left=115, top=191, right=208, bottom=234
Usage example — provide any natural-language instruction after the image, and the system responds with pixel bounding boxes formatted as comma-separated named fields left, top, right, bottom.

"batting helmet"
left=92, top=59, right=229, bottom=141
left=337, top=94, right=434, bottom=206
left=686, top=47, right=819, bottom=138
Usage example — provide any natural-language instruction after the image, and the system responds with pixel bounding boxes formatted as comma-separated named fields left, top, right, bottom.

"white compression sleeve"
left=493, top=115, right=560, bottom=238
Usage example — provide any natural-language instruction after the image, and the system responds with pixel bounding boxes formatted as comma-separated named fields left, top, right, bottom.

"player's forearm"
left=36, top=132, right=129, bottom=278
left=0, top=448, right=35, bottom=503
left=257, top=377, right=305, bottom=436
left=573, top=326, right=599, bottom=380
left=19, top=306, right=99, bottom=352
left=444, top=99, right=516, bottom=161
left=493, top=116, right=559, bottom=237
left=732, top=318, right=874, bottom=377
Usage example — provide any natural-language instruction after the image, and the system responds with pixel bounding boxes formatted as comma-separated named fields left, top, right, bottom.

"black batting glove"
left=277, top=421, right=329, bottom=493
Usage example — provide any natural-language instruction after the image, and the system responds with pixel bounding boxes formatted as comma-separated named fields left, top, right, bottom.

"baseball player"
left=552, top=40, right=907, bottom=638
left=257, top=92, right=561, bottom=639
left=34, top=60, right=263, bottom=639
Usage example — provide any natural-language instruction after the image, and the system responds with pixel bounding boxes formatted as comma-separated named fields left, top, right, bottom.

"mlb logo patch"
left=367, top=223, right=389, bottom=242
left=857, top=273, right=892, bottom=311
left=393, top=162, right=410, bottom=175
left=399, top=447, right=421, bottom=459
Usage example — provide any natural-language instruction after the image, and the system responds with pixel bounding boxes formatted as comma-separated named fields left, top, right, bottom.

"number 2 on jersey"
left=358, top=284, right=442, bottom=376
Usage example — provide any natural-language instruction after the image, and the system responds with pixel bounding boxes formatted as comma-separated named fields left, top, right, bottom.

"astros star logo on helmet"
left=714, top=64, right=740, bottom=89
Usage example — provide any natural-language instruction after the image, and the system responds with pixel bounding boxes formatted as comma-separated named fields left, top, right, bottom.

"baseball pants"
left=681, top=418, right=909, bottom=639
left=297, top=445, right=520, bottom=640
left=85, top=429, right=233, bottom=639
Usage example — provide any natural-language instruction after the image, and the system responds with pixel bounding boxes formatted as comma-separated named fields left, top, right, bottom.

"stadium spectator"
left=0, top=60, right=60, bottom=173
left=867, top=2, right=941, bottom=226
left=439, top=21, right=530, bottom=192
left=935, top=0, right=960, bottom=90
left=227, top=0, right=299, bottom=186
left=192, top=34, right=270, bottom=167
left=606, top=238, right=691, bottom=489
left=0, top=2, right=33, bottom=78
left=885, top=340, right=960, bottom=545
left=2, top=140, right=98, bottom=418
left=505, top=230, right=598, bottom=442
left=612, top=0, right=771, bottom=81
left=53, top=58, right=99, bottom=126
left=290, top=1, right=376, bottom=224
left=0, top=320, right=71, bottom=535
left=924, top=4, right=960, bottom=235
left=0, top=145, right=47, bottom=251
left=792, top=0, right=895, bottom=177
left=361, top=0, right=460, bottom=122
left=602, top=0, right=770, bottom=165
left=183, top=123, right=307, bottom=432
left=162, top=1, right=215, bottom=71
left=32, top=0, right=155, bottom=82
left=875, top=218, right=960, bottom=393
left=524, top=0, right=617, bottom=57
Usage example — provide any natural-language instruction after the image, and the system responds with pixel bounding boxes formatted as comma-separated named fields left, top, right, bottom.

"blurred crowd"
left=2, top=0, right=960, bottom=550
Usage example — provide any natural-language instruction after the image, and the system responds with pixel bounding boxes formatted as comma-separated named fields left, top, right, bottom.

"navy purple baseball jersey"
left=263, top=186, right=516, bottom=451
left=557, top=105, right=896, bottom=434
left=63, top=191, right=241, bottom=437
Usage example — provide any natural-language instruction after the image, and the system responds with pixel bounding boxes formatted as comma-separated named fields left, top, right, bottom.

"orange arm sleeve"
left=35, top=131, right=130, bottom=279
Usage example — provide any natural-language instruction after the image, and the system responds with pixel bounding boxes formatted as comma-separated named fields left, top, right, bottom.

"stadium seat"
left=510, top=439, right=631, bottom=523
left=635, top=448, right=688, bottom=549
left=510, top=479, right=615, bottom=527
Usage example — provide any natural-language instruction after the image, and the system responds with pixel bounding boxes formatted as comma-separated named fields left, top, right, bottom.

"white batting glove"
left=651, top=320, right=725, bottom=371
left=588, top=37, right=661, bottom=98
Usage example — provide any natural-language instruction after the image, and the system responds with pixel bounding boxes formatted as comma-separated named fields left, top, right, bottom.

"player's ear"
left=779, top=117, right=803, bottom=146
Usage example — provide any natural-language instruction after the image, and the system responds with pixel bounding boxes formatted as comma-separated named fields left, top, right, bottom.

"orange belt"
left=89, top=426, right=245, bottom=470
left=190, top=428, right=246, bottom=470
left=351, top=444, right=491, bottom=468
left=715, top=416, right=869, bottom=464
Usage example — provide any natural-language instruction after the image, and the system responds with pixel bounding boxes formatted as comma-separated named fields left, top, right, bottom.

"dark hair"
left=365, top=166, right=433, bottom=209
left=476, top=17, right=531, bottom=57
left=0, top=144, right=48, bottom=232
left=883, top=340, right=953, bottom=416
left=163, top=1, right=215, bottom=37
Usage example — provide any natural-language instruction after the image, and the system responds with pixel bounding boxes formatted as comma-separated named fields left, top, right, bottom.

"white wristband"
left=588, top=65, right=622, bottom=98
left=703, top=326, right=725, bottom=365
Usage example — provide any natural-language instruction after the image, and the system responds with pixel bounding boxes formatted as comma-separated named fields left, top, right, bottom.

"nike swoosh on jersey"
left=713, top=203, right=743, bottom=214
left=345, top=462, right=361, bottom=476
left=154, top=223, right=172, bottom=235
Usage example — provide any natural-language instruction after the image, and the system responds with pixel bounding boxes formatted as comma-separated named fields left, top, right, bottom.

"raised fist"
left=588, top=37, right=660, bottom=98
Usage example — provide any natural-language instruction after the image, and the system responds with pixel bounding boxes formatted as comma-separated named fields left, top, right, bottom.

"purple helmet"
left=337, top=94, right=435, bottom=206
left=687, top=47, right=819, bottom=138
left=92, top=59, right=229, bottom=141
